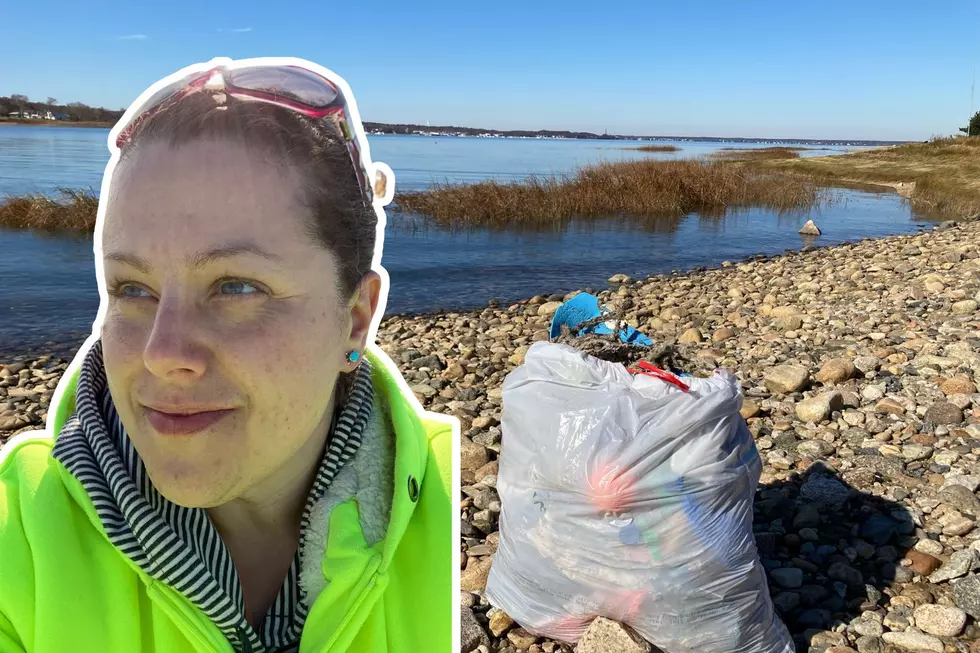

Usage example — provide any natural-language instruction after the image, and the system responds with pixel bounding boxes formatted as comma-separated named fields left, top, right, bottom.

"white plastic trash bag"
left=485, top=342, right=795, bottom=653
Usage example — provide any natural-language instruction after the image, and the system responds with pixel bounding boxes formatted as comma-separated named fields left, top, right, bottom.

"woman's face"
left=100, top=137, right=371, bottom=508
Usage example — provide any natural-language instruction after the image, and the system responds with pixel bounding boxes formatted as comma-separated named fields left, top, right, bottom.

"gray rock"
left=953, top=573, right=980, bottom=619
left=883, top=610, right=911, bottom=631
left=799, top=584, right=829, bottom=605
left=861, top=514, right=899, bottom=545
left=794, top=503, right=822, bottom=529
left=574, top=617, right=651, bottom=653
left=461, top=606, right=490, bottom=652
left=854, top=619, right=884, bottom=637
left=945, top=475, right=980, bottom=493
left=854, top=356, right=881, bottom=374
left=770, top=567, right=804, bottom=589
left=797, top=439, right=837, bottom=458
left=799, top=219, right=822, bottom=236
left=862, top=385, right=886, bottom=402
left=772, top=591, right=800, bottom=613
left=880, top=561, right=915, bottom=583
left=795, top=608, right=832, bottom=629
left=941, top=483, right=980, bottom=516
left=901, top=443, right=934, bottom=461
left=855, top=635, right=884, bottom=653
left=828, top=561, right=864, bottom=586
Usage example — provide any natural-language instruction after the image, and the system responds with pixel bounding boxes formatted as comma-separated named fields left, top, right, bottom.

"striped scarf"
left=52, top=340, right=374, bottom=653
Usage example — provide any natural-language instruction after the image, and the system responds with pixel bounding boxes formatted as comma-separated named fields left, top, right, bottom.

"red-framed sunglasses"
left=115, top=63, right=374, bottom=202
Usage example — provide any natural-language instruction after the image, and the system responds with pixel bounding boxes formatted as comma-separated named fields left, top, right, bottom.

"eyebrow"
left=104, top=242, right=284, bottom=273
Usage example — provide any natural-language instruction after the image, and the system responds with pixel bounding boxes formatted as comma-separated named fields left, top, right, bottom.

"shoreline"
left=0, top=216, right=955, bottom=363
left=3, top=215, right=975, bottom=397
left=4, top=218, right=980, bottom=649
left=0, top=119, right=113, bottom=129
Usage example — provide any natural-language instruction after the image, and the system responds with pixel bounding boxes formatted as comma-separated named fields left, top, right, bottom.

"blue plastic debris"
left=548, top=292, right=654, bottom=346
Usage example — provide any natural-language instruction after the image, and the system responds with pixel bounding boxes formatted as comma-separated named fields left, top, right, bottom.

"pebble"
left=9, top=222, right=980, bottom=653
left=954, top=574, right=980, bottom=619
left=770, top=567, right=804, bottom=589
left=912, top=604, right=967, bottom=637
left=855, top=635, right=884, bottom=653
left=880, top=630, right=943, bottom=652
left=905, top=550, right=942, bottom=576
left=489, top=611, right=516, bottom=637
left=941, top=484, right=980, bottom=516
left=816, top=359, right=856, bottom=384
left=462, top=607, right=491, bottom=652
left=796, top=391, right=844, bottom=423
left=915, top=539, right=945, bottom=556
left=460, top=556, right=494, bottom=592
left=507, top=628, right=538, bottom=650
left=764, top=364, right=810, bottom=394
left=952, top=299, right=978, bottom=314
left=924, top=402, right=965, bottom=425
left=874, top=397, right=906, bottom=415
left=800, top=475, right=851, bottom=503
left=941, top=376, right=978, bottom=396
left=574, top=617, right=651, bottom=653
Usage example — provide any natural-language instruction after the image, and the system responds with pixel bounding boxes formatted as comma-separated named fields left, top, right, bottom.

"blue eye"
left=218, top=280, right=260, bottom=295
left=114, top=283, right=150, bottom=299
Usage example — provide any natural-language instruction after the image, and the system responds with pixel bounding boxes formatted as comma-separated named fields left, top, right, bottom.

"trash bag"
left=485, top=342, right=795, bottom=653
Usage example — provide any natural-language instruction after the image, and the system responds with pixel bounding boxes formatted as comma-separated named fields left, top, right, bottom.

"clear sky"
left=1, top=0, right=977, bottom=141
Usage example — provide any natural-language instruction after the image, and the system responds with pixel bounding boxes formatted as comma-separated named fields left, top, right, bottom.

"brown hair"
left=118, top=90, right=376, bottom=406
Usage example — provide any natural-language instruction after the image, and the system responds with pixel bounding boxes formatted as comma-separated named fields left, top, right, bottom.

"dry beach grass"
left=753, top=136, right=980, bottom=220
left=3, top=139, right=977, bottom=232
left=712, top=146, right=807, bottom=161
left=0, top=188, right=98, bottom=231
left=396, top=158, right=825, bottom=227
left=628, top=144, right=681, bottom=152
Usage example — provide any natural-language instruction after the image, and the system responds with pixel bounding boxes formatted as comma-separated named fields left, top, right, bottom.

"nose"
left=142, top=293, right=209, bottom=381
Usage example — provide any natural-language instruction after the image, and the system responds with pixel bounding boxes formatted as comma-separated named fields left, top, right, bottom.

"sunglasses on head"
left=116, top=62, right=378, bottom=203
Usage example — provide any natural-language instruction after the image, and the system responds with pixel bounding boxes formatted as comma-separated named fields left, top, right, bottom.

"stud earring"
left=346, top=350, right=361, bottom=365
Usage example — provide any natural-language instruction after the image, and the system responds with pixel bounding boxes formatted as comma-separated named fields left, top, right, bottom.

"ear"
left=345, top=271, right=382, bottom=361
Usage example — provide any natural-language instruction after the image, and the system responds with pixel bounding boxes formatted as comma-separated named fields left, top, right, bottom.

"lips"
left=142, top=406, right=235, bottom=436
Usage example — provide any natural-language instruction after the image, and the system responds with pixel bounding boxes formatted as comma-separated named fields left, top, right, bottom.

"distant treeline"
left=362, top=121, right=617, bottom=140
left=0, top=95, right=125, bottom=123
left=0, top=94, right=911, bottom=147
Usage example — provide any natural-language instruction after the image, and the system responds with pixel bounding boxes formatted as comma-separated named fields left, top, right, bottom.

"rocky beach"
left=3, top=219, right=979, bottom=653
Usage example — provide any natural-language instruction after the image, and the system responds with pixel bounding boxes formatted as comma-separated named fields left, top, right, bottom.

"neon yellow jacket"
left=0, top=347, right=454, bottom=653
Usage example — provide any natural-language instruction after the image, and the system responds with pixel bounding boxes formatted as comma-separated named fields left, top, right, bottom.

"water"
left=0, top=125, right=869, bottom=195
left=0, top=126, right=920, bottom=356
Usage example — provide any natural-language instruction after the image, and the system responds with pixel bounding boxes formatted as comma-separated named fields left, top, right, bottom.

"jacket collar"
left=49, top=342, right=429, bottom=577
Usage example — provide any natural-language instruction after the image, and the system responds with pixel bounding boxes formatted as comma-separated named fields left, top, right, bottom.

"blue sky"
left=1, top=0, right=977, bottom=141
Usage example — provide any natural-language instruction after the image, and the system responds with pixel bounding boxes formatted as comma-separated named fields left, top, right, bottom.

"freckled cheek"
left=101, top=315, right=150, bottom=370
left=226, top=309, right=341, bottom=397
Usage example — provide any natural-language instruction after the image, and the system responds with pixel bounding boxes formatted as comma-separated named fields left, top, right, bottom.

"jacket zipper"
left=313, top=555, right=385, bottom=653
left=147, top=581, right=231, bottom=652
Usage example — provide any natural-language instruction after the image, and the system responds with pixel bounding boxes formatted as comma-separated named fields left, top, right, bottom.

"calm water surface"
left=0, top=126, right=919, bottom=356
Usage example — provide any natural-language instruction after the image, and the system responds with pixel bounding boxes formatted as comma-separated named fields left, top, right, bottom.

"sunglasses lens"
left=227, top=67, right=340, bottom=108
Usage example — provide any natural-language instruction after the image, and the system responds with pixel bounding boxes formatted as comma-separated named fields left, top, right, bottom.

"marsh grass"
left=752, top=136, right=980, bottom=219
left=0, top=188, right=98, bottom=231
left=629, top=145, right=681, bottom=152
left=396, top=158, right=825, bottom=227
left=712, top=147, right=804, bottom=161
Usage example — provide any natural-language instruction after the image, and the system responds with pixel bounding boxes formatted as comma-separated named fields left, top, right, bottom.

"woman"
left=0, top=57, right=455, bottom=653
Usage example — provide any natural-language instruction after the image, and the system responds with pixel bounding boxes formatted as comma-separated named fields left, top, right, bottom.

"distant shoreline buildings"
left=361, top=122, right=908, bottom=147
